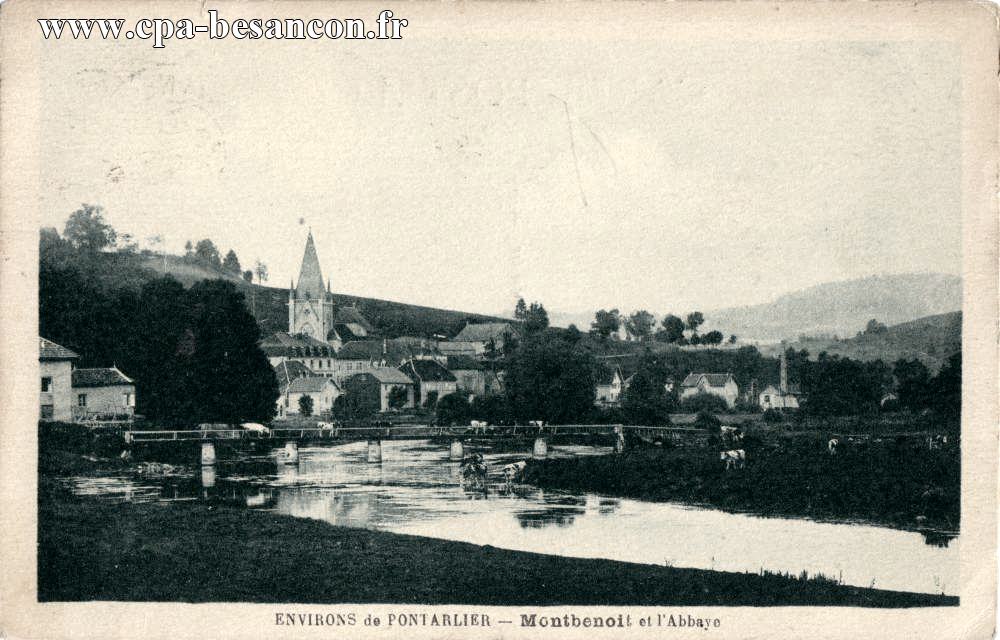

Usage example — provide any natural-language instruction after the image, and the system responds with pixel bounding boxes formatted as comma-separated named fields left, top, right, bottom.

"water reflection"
left=63, top=439, right=959, bottom=595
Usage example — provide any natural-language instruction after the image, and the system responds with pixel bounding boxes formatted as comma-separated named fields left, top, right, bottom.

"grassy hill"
left=759, top=311, right=961, bottom=372
left=132, top=253, right=509, bottom=338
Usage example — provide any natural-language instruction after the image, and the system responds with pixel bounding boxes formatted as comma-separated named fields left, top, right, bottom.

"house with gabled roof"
left=39, top=337, right=78, bottom=422
left=344, top=368, right=415, bottom=413
left=399, top=358, right=457, bottom=406
left=259, top=331, right=337, bottom=374
left=594, top=364, right=626, bottom=407
left=71, top=366, right=136, bottom=421
left=680, top=372, right=740, bottom=409
left=452, top=322, right=517, bottom=358
left=277, top=375, right=342, bottom=418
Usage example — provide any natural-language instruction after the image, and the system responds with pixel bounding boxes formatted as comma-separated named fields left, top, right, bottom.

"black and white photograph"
left=1, top=2, right=997, bottom=639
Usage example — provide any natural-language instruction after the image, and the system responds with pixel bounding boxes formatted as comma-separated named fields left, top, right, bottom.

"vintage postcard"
left=0, top=1, right=997, bottom=638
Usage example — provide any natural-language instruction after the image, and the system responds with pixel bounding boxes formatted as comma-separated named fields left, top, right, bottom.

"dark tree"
left=524, top=302, right=549, bottom=334
left=436, top=393, right=470, bottom=425
left=184, top=280, right=279, bottom=423
left=686, top=312, right=705, bottom=333
left=504, top=330, right=596, bottom=423
left=193, top=239, right=222, bottom=270
left=388, top=385, right=409, bottom=409
left=927, top=352, right=961, bottom=417
left=242, top=270, right=254, bottom=283
left=728, top=334, right=738, bottom=344
left=298, top=395, right=314, bottom=417
left=624, top=310, right=656, bottom=342
left=514, top=298, right=528, bottom=320
left=864, top=319, right=889, bottom=335
left=63, top=204, right=116, bottom=252
left=222, top=249, right=241, bottom=274
left=893, top=358, right=931, bottom=412
left=656, top=314, right=686, bottom=343
left=702, top=330, right=724, bottom=345
left=620, top=352, right=675, bottom=425
left=590, top=309, right=621, bottom=339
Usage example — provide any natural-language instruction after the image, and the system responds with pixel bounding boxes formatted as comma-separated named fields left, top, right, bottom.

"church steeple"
left=294, top=230, right=326, bottom=300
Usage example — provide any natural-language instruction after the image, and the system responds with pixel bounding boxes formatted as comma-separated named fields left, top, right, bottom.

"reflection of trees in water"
left=516, top=506, right=585, bottom=529
left=920, top=530, right=957, bottom=548
left=598, top=498, right=621, bottom=516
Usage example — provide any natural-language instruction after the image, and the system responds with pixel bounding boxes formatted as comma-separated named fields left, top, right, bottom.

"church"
left=261, top=231, right=373, bottom=369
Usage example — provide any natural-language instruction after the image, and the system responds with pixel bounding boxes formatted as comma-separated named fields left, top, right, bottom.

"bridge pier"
left=200, top=442, right=216, bottom=466
left=367, top=439, right=382, bottom=463
left=281, top=441, right=299, bottom=464
left=614, top=426, right=626, bottom=454
left=201, top=465, right=216, bottom=488
left=532, top=437, right=548, bottom=459
left=449, top=440, right=464, bottom=461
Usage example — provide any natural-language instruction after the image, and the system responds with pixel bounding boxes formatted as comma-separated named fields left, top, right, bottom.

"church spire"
left=295, top=230, right=325, bottom=300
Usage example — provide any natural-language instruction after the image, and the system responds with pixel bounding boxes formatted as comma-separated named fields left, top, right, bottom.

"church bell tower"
left=288, top=231, right=335, bottom=343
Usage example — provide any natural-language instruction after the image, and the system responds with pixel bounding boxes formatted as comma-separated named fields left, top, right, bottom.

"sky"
left=37, top=9, right=962, bottom=318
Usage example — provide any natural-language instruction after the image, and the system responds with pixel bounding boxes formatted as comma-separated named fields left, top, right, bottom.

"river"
left=63, top=439, right=958, bottom=596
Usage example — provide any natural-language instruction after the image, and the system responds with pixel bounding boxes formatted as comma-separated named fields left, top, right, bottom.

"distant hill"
left=707, top=273, right=961, bottom=342
left=758, top=311, right=961, bottom=372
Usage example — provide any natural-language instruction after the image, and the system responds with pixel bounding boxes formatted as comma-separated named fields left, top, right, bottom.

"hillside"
left=44, top=249, right=510, bottom=340
left=758, top=311, right=961, bottom=372
left=707, top=273, right=961, bottom=342
left=136, top=255, right=512, bottom=339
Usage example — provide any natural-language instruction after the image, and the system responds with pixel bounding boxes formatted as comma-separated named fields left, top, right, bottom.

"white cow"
left=720, top=449, right=746, bottom=470
left=241, top=423, right=271, bottom=436
left=828, top=438, right=840, bottom=455
left=528, top=420, right=545, bottom=427
left=503, top=460, right=527, bottom=483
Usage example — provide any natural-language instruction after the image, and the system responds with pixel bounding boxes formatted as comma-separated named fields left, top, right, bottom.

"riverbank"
left=39, top=469, right=955, bottom=607
left=524, top=441, right=959, bottom=533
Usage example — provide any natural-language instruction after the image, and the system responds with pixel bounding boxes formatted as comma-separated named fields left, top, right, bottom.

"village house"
left=272, top=360, right=313, bottom=388
left=398, top=358, right=458, bottom=406
left=680, top=372, right=740, bottom=409
left=71, top=367, right=136, bottom=421
left=276, top=376, right=342, bottom=419
left=452, top=322, right=518, bottom=358
left=446, top=355, right=488, bottom=396
left=344, top=368, right=416, bottom=413
left=39, top=337, right=78, bottom=422
left=259, top=332, right=337, bottom=373
left=436, top=341, right=481, bottom=359
left=758, top=352, right=801, bottom=410
left=594, top=364, right=626, bottom=407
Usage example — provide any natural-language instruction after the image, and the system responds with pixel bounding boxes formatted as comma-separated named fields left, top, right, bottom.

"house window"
left=123, top=393, right=133, bottom=407
left=41, top=377, right=52, bottom=392
left=77, top=394, right=87, bottom=407
left=764, top=395, right=770, bottom=403
left=40, top=405, right=54, bottom=420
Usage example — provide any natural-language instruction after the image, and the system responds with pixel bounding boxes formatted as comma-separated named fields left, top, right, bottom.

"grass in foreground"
left=38, top=479, right=955, bottom=607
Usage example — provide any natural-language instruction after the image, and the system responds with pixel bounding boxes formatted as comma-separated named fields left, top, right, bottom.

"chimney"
left=779, top=352, right=788, bottom=394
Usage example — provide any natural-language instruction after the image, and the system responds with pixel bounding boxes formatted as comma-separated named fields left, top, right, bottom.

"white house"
left=71, top=367, right=136, bottom=420
left=277, top=376, right=342, bottom=418
left=595, top=365, right=626, bottom=407
left=680, top=373, right=740, bottom=409
left=39, top=337, right=78, bottom=422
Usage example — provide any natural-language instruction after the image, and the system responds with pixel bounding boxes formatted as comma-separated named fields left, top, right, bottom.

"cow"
left=503, top=460, right=527, bottom=483
left=720, top=425, right=743, bottom=448
left=528, top=420, right=545, bottom=428
left=720, top=449, right=746, bottom=471
left=241, top=422, right=271, bottom=436
left=828, top=438, right=839, bottom=455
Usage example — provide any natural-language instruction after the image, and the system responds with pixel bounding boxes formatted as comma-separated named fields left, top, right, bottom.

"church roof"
left=294, top=231, right=327, bottom=300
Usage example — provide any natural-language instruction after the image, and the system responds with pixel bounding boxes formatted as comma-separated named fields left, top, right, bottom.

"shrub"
left=694, top=410, right=721, bottom=431
left=762, top=408, right=783, bottom=424
left=678, top=392, right=730, bottom=414
left=436, top=393, right=470, bottom=426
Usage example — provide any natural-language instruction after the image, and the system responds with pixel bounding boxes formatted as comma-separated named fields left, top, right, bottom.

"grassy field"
left=525, top=436, right=959, bottom=532
left=38, top=474, right=955, bottom=607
